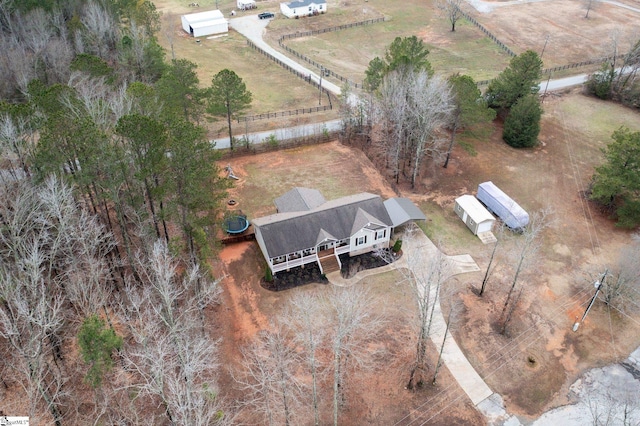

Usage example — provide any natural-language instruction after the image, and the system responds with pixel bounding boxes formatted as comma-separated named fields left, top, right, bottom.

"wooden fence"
left=238, top=103, right=332, bottom=123
left=278, top=17, right=386, bottom=90
left=279, top=17, right=386, bottom=40
left=220, top=131, right=338, bottom=159
left=455, top=7, right=516, bottom=57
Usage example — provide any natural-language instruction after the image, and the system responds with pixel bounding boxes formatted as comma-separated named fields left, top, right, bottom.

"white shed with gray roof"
left=454, top=195, right=495, bottom=236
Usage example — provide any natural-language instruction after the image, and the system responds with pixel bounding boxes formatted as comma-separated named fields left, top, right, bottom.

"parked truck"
left=477, top=181, right=529, bottom=231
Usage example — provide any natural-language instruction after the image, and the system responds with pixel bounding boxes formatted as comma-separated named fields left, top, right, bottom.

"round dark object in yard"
left=224, top=215, right=249, bottom=234
left=228, top=199, right=237, bottom=205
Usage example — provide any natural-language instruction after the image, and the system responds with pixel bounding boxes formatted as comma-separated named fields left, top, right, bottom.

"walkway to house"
left=326, top=231, right=498, bottom=412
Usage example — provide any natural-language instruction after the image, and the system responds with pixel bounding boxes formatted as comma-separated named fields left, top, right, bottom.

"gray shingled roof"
left=274, top=187, right=326, bottom=213
left=383, top=198, right=427, bottom=227
left=284, top=0, right=326, bottom=7
left=253, top=193, right=392, bottom=258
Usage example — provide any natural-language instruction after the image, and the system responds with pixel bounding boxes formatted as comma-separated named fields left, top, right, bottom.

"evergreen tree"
left=444, top=74, right=496, bottom=167
left=590, top=127, right=640, bottom=228
left=78, top=315, right=123, bottom=388
left=207, top=69, right=252, bottom=151
left=364, top=36, right=432, bottom=92
left=156, top=59, right=205, bottom=123
left=486, top=50, right=542, bottom=111
left=502, top=94, right=542, bottom=148
left=165, top=118, right=230, bottom=265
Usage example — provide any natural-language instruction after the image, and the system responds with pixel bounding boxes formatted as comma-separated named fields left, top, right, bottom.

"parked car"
left=258, top=12, right=274, bottom=19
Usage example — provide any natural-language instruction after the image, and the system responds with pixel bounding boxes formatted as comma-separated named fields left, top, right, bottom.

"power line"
left=394, top=287, right=595, bottom=425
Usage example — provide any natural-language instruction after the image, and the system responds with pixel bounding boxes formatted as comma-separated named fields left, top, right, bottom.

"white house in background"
left=252, top=188, right=425, bottom=276
left=454, top=195, right=496, bottom=241
left=237, top=0, right=256, bottom=10
left=280, top=0, right=327, bottom=18
left=181, top=10, right=228, bottom=37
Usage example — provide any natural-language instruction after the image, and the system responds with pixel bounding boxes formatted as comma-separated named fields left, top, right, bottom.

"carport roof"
left=383, top=198, right=427, bottom=227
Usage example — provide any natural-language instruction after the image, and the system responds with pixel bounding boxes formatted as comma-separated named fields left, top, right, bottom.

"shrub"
left=265, top=265, right=273, bottom=282
left=392, top=239, right=402, bottom=253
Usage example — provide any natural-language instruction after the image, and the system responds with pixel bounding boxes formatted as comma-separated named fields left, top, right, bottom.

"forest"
left=0, top=0, right=235, bottom=423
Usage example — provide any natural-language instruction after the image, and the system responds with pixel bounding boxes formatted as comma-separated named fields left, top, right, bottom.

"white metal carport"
left=181, top=10, right=228, bottom=37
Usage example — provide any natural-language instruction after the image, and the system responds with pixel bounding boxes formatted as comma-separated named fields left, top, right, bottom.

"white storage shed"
left=454, top=195, right=495, bottom=235
left=280, top=0, right=327, bottom=18
left=181, top=10, right=228, bottom=38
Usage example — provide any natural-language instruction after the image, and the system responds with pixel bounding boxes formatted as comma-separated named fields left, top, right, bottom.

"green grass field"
left=285, top=8, right=511, bottom=83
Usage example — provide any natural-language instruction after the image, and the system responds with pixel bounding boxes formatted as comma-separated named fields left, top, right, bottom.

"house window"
left=455, top=204, right=461, bottom=212
left=319, top=5, right=323, bottom=9
left=356, top=235, right=367, bottom=246
left=309, top=6, right=312, bottom=11
left=376, top=230, right=386, bottom=240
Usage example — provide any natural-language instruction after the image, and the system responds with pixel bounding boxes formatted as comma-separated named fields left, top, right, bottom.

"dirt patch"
left=417, top=89, right=640, bottom=419
left=214, top=90, right=640, bottom=422
left=471, top=0, right=640, bottom=67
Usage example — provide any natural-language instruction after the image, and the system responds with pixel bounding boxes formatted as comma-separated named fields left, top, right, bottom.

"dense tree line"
left=0, top=177, right=228, bottom=424
left=0, top=0, right=251, bottom=423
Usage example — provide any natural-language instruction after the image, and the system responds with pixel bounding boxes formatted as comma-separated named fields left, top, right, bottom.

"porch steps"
left=477, top=231, right=497, bottom=245
left=319, top=255, right=340, bottom=274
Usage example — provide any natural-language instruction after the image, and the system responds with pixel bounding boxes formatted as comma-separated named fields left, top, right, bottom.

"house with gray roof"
left=280, top=0, right=327, bottom=18
left=252, top=188, right=425, bottom=275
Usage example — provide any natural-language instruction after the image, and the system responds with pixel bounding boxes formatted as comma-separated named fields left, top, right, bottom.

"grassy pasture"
left=283, top=4, right=512, bottom=83
left=154, top=0, right=513, bottom=117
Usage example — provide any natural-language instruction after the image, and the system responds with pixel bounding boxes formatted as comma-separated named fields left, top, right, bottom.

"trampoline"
left=224, top=215, right=250, bottom=234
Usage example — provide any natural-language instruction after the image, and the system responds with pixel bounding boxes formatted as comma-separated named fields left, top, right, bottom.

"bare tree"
left=0, top=178, right=79, bottom=425
left=584, top=391, right=640, bottom=425
left=372, top=69, right=453, bottom=188
left=79, top=0, right=119, bottom=62
left=479, top=223, right=506, bottom=296
left=326, top=285, right=386, bottom=425
left=598, top=234, right=640, bottom=313
left=432, top=291, right=462, bottom=385
left=119, top=240, right=227, bottom=425
left=374, top=72, right=411, bottom=184
left=0, top=113, right=36, bottom=180
left=499, top=210, right=551, bottom=334
left=235, top=324, right=302, bottom=426
left=283, top=292, right=328, bottom=426
left=584, top=0, right=598, bottom=19
left=397, top=225, right=450, bottom=389
left=437, top=0, right=466, bottom=32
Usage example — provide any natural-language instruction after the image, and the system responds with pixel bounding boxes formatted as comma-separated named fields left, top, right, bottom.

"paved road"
left=212, top=119, right=341, bottom=149
left=229, top=15, right=343, bottom=97
left=532, top=346, right=640, bottom=425
left=218, top=14, right=606, bottom=150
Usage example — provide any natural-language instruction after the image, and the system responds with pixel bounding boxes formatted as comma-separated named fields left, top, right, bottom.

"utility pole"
left=541, top=72, right=552, bottom=103
left=573, top=269, right=608, bottom=332
left=540, top=34, right=550, bottom=61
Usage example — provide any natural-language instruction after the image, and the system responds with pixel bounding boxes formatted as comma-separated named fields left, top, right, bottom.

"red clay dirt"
left=213, top=89, right=640, bottom=424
